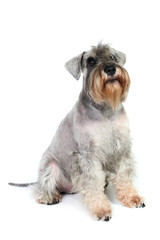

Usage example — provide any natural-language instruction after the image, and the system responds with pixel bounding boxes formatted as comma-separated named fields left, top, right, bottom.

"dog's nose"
left=104, top=65, right=116, bottom=76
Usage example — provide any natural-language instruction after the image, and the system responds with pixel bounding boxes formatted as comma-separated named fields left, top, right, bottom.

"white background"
left=0, top=0, right=160, bottom=239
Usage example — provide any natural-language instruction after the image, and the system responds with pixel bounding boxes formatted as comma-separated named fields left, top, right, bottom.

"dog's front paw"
left=119, top=194, right=145, bottom=208
left=90, top=202, right=112, bottom=221
left=84, top=191, right=112, bottom=221
left=114, top=183, right=145, bottom=209
left=96, top=208, right=112, bottom=221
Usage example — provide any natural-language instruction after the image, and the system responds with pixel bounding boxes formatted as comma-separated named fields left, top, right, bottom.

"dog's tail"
left=8, top=182, right=37, bottom=187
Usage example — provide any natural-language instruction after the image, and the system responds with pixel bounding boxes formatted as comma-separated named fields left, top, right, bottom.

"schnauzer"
left=10, top=43, right=145, bottom=221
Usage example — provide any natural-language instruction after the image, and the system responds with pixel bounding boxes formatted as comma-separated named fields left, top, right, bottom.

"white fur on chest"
left=86, top=115, right=130, bottom=153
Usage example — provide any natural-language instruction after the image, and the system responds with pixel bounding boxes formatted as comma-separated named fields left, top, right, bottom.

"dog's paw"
left=120, top=194, right=145, bottom=208
left=46, top=195, right=61, bottom=205
left=94, top=208, right=112, bottom=222
left=37, top=193, right=62, bottom=205
left=84, top=191, right=112, bottom=221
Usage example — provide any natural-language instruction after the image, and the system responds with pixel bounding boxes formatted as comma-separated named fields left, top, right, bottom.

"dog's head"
left=65, top=43, right=130, bottom=109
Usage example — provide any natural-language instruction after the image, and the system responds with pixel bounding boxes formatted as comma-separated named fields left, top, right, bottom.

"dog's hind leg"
left=32, top=156, right=62, bottom=205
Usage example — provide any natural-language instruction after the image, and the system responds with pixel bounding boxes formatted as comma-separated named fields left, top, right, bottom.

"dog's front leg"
left=83, top=188, right=112, bottom=221
left=112, top=158, right=145, bottom=208
left=72, top=157, right=112, bottom=221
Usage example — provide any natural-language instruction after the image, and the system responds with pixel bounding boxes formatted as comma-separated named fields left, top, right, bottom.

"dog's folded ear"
left=117, top=51, right=126, bottom=66
left=65, top=53, right=84, bottom=80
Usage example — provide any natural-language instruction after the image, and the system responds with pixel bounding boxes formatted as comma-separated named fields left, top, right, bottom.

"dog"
left=9, top=43, right=145, bottom=221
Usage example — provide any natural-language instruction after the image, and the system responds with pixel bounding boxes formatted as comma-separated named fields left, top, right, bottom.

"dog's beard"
left=89, top=64, right=130, bottom=109
left=103, top=80, right=123, bottom=109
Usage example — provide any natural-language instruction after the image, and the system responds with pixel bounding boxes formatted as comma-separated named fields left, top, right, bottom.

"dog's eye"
left=110, top=55, right=116, bottom=61
left=87, top=57, right=96, bottom=67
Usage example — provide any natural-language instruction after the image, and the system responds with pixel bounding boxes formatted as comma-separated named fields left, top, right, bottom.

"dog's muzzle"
left=88, top=62, right=130, bottom=108
left=103, top=64, right=125, bottom=88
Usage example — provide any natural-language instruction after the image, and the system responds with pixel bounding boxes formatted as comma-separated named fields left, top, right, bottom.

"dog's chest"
left=86, top=115, right=130, bottom=155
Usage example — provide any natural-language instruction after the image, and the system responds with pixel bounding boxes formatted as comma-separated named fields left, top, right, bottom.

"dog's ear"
left=117, top=51, right=126, bottom=66
left=65, top=53, right=84, bottom=80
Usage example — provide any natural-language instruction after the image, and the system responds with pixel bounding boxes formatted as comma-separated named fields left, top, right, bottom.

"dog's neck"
left=78, top=90, right=125, bottom=121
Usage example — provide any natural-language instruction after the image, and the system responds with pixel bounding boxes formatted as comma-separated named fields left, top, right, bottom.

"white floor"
left=1, top=174, right=159, bottom=240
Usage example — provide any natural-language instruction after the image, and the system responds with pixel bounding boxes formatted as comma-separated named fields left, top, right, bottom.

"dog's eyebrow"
left=81, top=52, right=86, bottom=67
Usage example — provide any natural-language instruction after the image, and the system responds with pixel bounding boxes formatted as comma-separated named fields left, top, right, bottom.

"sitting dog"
left=10, top=43, right=145, bottom=221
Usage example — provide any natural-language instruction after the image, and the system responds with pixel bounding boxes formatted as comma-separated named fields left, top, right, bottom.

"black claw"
left=52, top=200, right=59, bottom=205
left=104, top=216, right=111, bottom=222
left=47, top=199, right=60, bottom=205
left=136, top=203, right=146, bottom=208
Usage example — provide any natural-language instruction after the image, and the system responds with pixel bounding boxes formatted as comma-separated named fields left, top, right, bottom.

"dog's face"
left=65, top=44, right=130, bottom=109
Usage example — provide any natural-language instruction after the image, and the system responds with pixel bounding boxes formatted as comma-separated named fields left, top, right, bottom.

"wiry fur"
left=31, top=43, right=145, bottom=220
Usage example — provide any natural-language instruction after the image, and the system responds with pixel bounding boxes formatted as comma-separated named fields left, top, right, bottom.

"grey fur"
left=65, top=53, right=84, bottom=80
left=11, top=43, right=145, bottom=220
left=8, top=182, right=36, bottom=187
left=65, top=44, right=126, bottom=81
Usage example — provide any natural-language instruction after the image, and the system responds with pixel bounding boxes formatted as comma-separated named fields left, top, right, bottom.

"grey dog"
left=10, top=43, right=145, bottom=221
